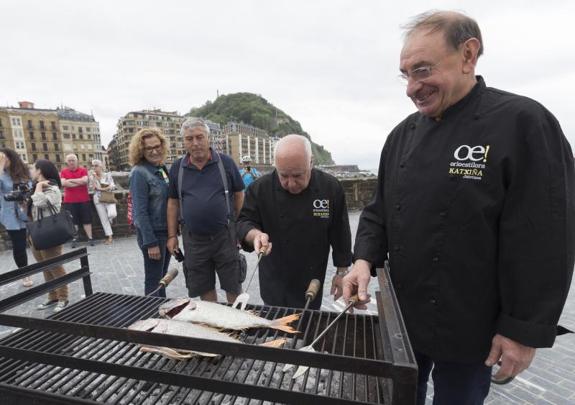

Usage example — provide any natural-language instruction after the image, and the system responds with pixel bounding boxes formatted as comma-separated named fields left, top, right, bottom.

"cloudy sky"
left=2, top=0, right=574, bottom=169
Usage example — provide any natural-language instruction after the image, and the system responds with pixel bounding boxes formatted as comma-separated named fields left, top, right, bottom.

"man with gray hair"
left=342, top=10, right=575, bottom=404
left=237, top=134, right=352, bottom=309
left=167, top=118, right=245, bottom=303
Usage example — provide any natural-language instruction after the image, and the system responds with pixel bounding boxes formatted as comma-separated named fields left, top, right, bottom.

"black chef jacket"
left=237, top=168, right=352, bottom=309
left=354, top=76, right=575, bottom=363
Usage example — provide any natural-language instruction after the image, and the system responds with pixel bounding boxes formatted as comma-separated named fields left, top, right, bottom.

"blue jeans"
left=137, top=229, right=171, bottom=297
left=416, top=351, right=492, bottom=405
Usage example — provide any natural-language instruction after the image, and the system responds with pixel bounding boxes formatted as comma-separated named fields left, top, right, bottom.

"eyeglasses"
left=399, top=64, right=438, bottom=84
left=144, top=144, right=162, bottom=153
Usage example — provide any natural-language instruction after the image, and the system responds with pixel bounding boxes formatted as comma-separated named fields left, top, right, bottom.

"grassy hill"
left=187, top=93, right=334, bottom=165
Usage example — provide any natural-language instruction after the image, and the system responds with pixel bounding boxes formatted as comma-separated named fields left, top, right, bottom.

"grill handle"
left=160, top=268, right=179, bottom=287
left=305, top=279, right=321, bottom=302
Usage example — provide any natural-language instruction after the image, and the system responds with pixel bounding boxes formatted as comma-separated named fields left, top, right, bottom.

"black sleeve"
left=496, top=105, right=575, bottom=348
left=353, top=144, right=390, bottom=274
left=168, top=158, right=181, bottom=199
left=236, top=181, right=262, bottom=252
left=330, top=180, right=353, bottom=267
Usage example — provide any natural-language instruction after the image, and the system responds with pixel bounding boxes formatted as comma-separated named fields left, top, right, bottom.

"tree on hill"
left=188, top=93, right=334, bottom=165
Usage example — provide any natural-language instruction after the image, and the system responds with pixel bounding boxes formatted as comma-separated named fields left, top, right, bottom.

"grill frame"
left=0, top=249, right=417, bottom=405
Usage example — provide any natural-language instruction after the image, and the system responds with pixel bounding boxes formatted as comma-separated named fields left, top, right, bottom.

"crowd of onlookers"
left=0, top=149, right=118, bottom=312
left=0, top=120, right=270, bottom=312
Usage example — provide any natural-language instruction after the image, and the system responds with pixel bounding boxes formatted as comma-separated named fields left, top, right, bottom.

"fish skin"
left=128, top=318, right=287, bottom=360
left=159, top=298, right=300, bottom=333
left=129, top=318, right=239, bottom=357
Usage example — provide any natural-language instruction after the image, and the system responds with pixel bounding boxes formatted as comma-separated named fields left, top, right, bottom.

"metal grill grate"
left=0, top=250, right=416, bottom=405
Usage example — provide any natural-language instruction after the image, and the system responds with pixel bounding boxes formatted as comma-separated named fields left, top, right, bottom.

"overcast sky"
left=2, top=0, right=574, bottom=169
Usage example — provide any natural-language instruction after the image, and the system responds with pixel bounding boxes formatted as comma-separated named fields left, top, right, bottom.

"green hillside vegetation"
left=187, top=93, right=334, bottom=165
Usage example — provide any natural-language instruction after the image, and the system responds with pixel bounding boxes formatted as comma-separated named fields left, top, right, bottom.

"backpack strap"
left=215, top=152, right=232, bottom=224
left=177, top=155, right=185, bottom=223
left=178, top=152, right=233, bottom=226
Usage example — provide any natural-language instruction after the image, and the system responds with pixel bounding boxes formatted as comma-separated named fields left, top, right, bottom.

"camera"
left=3, top=182, right=32, bottom=202
left=173, top=248, right=185, bottom=262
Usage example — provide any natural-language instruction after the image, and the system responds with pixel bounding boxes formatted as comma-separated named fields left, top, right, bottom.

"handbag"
left=99, top=190, right=117, bottom=204
left=27, top=200, right=75, bottom=250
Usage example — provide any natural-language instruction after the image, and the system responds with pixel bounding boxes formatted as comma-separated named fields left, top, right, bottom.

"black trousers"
left=7, top=229, right=28, bottom=268
left=416, top=351, right=492, bottom=405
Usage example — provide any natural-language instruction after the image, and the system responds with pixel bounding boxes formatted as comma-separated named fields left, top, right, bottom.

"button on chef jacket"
left=237, top=168, right=352, bottom=309
left=354, top=76, right=575, bottom=363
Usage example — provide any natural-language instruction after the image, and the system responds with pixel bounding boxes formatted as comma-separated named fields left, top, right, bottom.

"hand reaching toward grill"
left=246, top=229, right=273, bottom=256
left=342, top=260, right=372, bottom=309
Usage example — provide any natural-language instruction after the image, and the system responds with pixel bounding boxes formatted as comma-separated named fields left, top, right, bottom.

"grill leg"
left=80, top=255, right=93, bottom=297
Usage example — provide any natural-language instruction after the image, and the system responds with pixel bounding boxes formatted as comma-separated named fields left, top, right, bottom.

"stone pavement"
left=0, top=211, right=574, bottom=404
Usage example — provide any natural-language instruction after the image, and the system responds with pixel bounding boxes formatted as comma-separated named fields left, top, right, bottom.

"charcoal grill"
left=0, top=249, right=417, bottom=404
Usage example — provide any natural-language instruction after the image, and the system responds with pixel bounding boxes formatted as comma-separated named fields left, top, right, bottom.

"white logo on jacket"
left=449, top=144, right=490, bottom=181
left=453, top=144, right=490, bottom=162
left=312, top=199, right=330, bottom=218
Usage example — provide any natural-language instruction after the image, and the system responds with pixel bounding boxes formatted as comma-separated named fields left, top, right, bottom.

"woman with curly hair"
left=128, top=128, right=171, bottom=296
left=0, top=148, right=33, bottom=287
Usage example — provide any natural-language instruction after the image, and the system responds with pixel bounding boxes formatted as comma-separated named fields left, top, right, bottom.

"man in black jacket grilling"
left=237, top=134, right=352, bottom=310
left=343, top=10, right=575, bottom=405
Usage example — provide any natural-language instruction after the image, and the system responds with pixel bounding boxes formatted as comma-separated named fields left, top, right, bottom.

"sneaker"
left=53, top=300, right=69, bottom=312
left=71, top=238, right=79, bottom=248
left=22, top=277, right=34, bottom=287
left=37, top=300, right=58, bottom=310
left=88, top=239, right=96, bottom=247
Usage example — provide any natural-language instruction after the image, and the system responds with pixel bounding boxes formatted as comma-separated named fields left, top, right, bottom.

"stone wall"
left=0, top=175, right=377, bottom=251
left=339, top=177, right=377, bottom=211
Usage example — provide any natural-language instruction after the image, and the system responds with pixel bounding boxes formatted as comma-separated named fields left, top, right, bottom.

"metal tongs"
left=232, top=252, right=263, bottom=310
left=284, top=294, right=360, bottom=379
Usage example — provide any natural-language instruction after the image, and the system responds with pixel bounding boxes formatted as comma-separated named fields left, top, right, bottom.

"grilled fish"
left=158, top=298, right=300, bottom=333
left=128, top=318, right=286, bottom=360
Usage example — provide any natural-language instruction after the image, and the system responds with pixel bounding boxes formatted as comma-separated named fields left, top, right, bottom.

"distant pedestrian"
left=239, top=155, right=261, bottom=188
left=90, top=159, right=117, bottom=244
left=61, top=154, right=94, bottom=247
left=30, top=159, right=69, bottom=312
left=0, top=148, right=33, bottom=287
left=128, top=128, right=171, bottom=297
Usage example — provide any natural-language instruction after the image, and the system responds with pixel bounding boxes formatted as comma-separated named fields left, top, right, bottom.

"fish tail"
left=259, top=338, right=287, bottom=348
left=270, top=313, right=301, bottom=334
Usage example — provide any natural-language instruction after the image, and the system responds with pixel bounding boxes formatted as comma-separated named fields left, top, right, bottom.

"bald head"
left=274, top=134, right=313, bottom=194
left=274, top=135, right=312, bottom=165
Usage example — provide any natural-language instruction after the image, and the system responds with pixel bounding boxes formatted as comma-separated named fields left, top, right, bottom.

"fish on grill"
left=159, top=298, right=300, bottom=333
left=128, top=318, right=286, bottom=360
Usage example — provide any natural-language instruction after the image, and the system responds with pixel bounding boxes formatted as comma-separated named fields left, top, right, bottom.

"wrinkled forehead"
left=275, top=155, right=310, bottom=175
left=400, top=29, right=447, bottom=70
left=183, top=126, right=208, bottom=137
